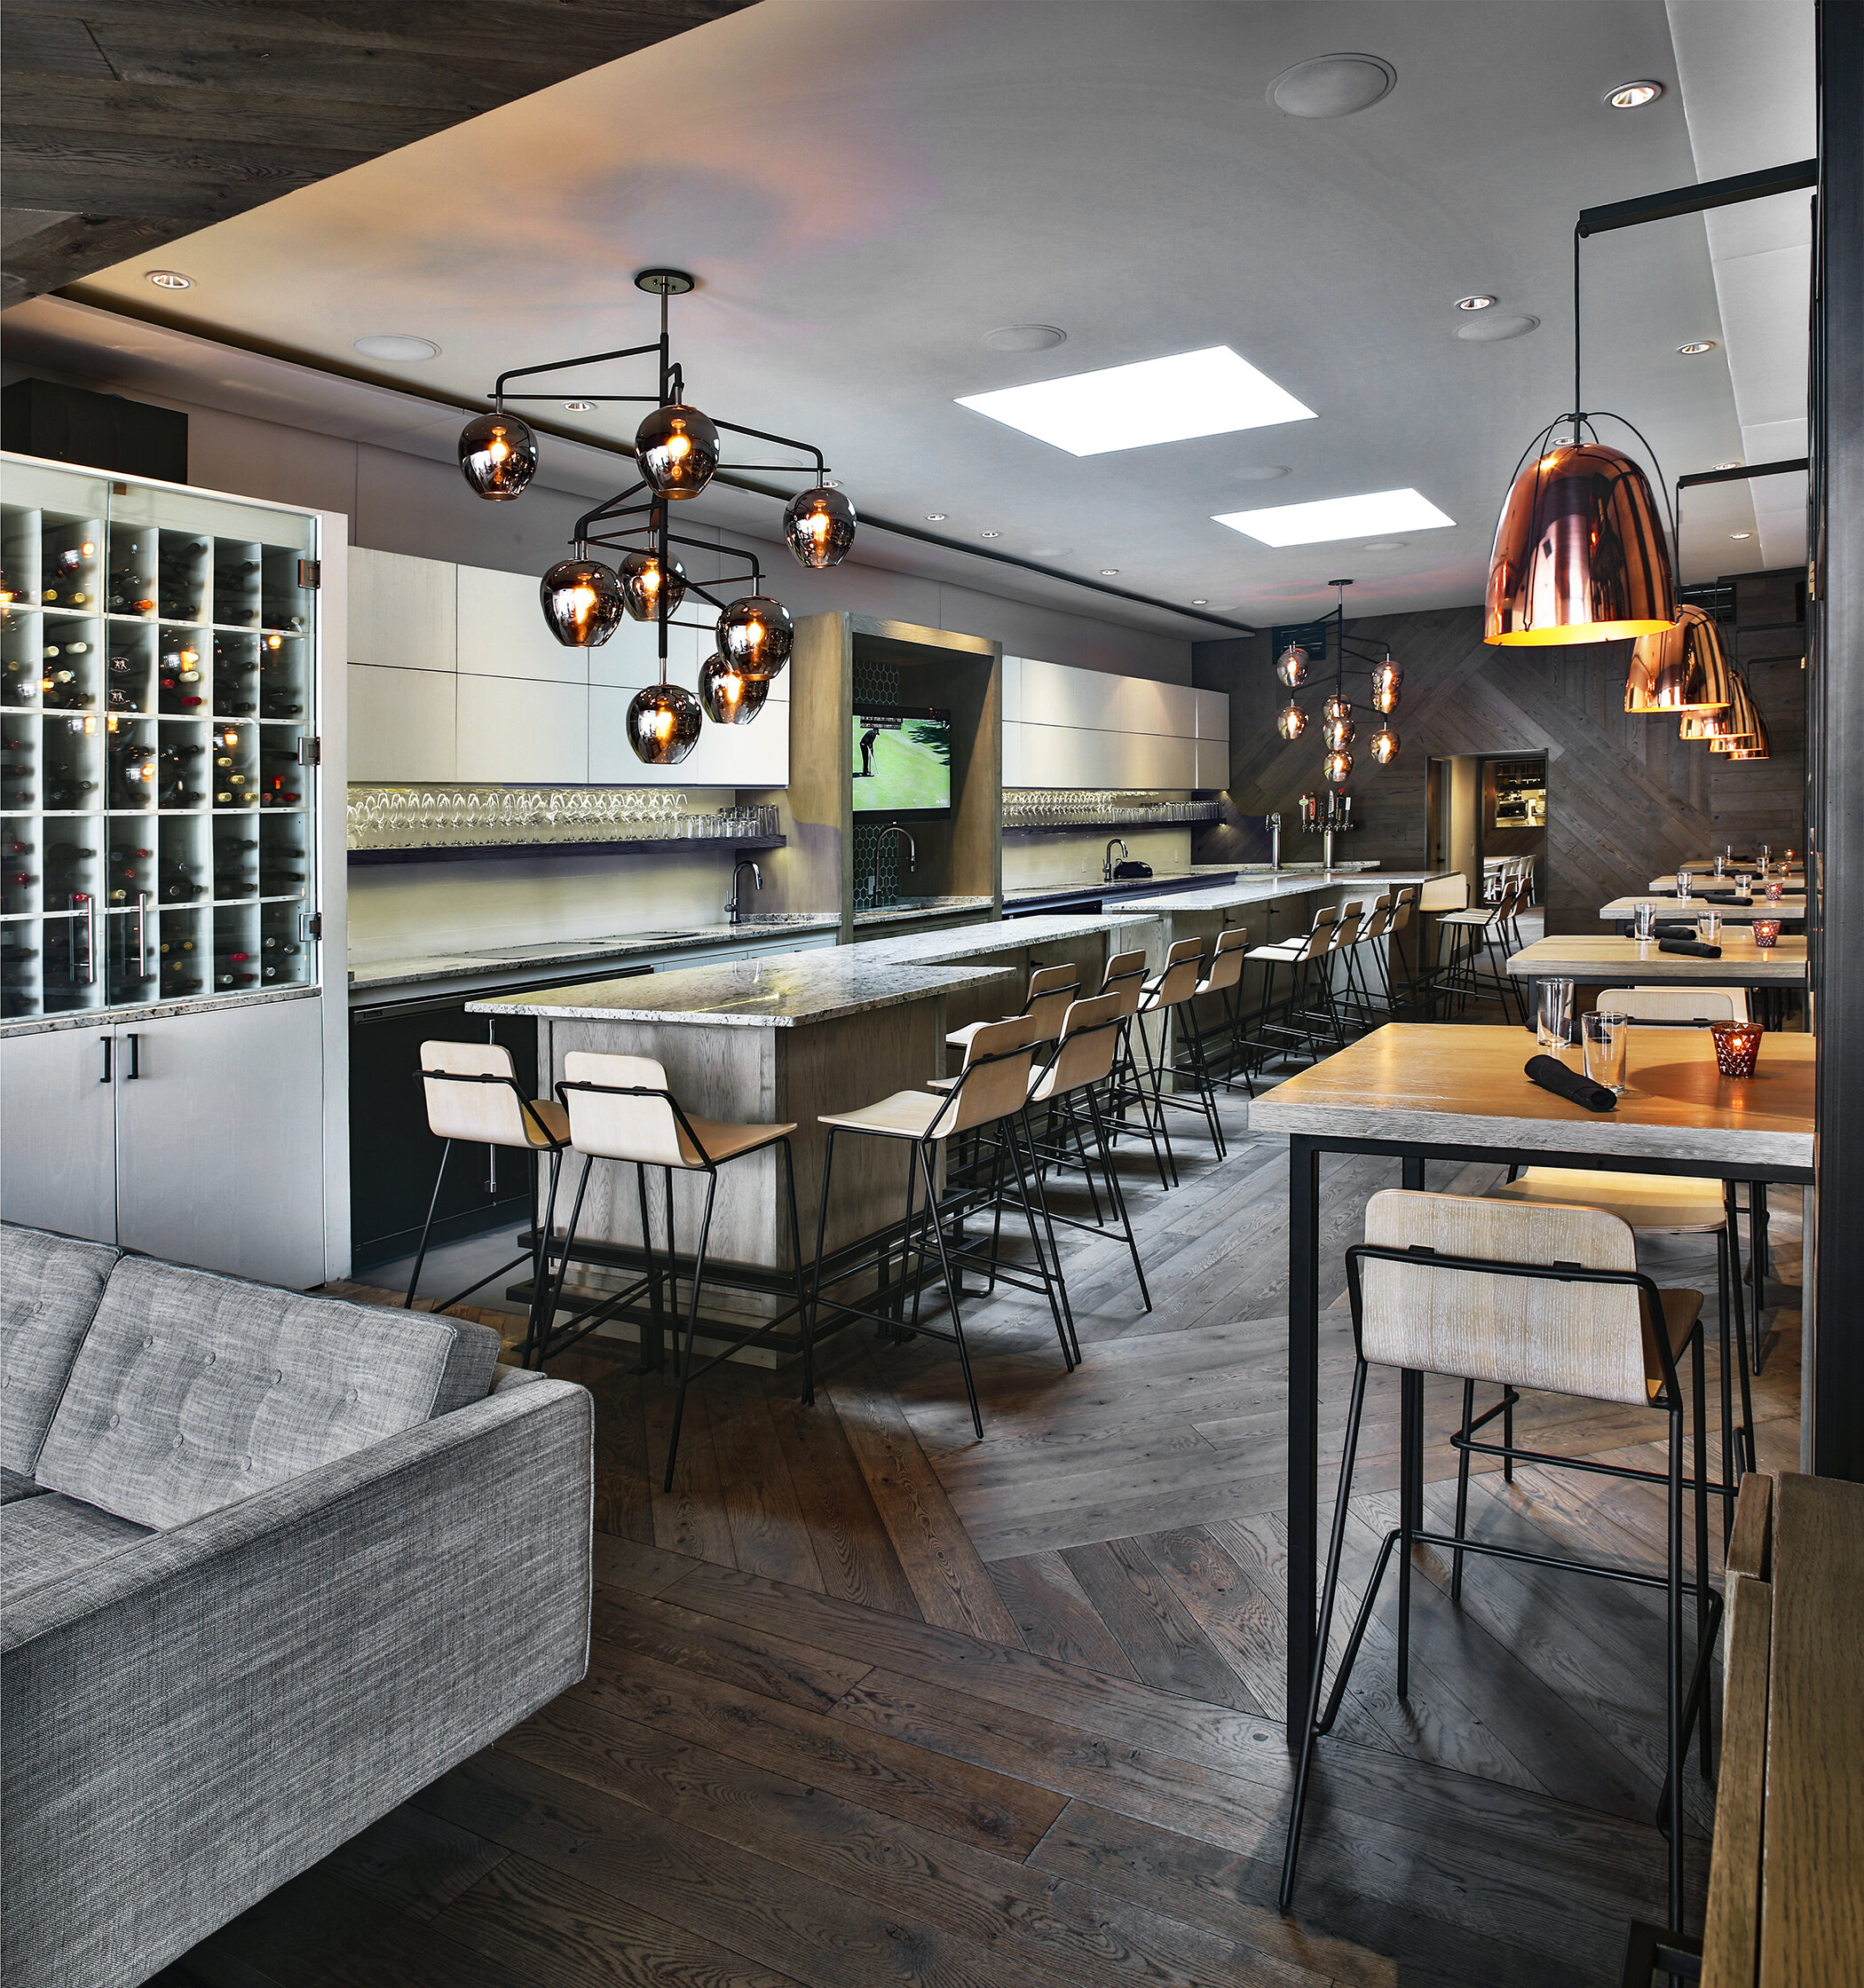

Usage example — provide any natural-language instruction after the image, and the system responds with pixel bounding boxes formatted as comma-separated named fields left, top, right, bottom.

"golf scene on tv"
left=850, top=705, right=953, bottom=816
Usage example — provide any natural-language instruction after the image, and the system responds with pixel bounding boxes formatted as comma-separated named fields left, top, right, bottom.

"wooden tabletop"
left=1248, top=1022, right=1814, bottom=1172
left=1599, top=895, right=1807, bottom=923
left=1508, top=933, right=1809, bottom=984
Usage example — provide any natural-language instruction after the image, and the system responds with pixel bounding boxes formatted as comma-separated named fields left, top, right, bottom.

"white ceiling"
left=9, top=0, right=1815, bottom=635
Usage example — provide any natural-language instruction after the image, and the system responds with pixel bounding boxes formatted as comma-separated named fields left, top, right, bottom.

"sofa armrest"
left=3, top=1369, right=592, bottom=1988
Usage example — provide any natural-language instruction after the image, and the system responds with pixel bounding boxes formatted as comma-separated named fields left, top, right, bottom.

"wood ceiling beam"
left=0, top=0, right=754, bottom=304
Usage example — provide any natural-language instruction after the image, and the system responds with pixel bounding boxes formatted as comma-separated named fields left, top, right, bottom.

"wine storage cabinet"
left=2, top=457, right=319, bottom=1022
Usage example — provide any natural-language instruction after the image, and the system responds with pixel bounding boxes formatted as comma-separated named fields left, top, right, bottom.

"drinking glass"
left=1675, top=868, right=1693, bottom=902
left=1713, top=855, right=1726, bottom=878
left=1536, top=977, right=1575, bottom=1053
left=1697, top=911, right=1721, bottom=944
left=1583, top=1010, right=1630, bottom=1094
left=1634, top=901, right=1657, bottom=941
left=1734, top=872, right=1754, bottom=903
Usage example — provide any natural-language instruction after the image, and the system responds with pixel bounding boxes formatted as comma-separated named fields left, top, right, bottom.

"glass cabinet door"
left=2, top=458, right=319, bottom=1021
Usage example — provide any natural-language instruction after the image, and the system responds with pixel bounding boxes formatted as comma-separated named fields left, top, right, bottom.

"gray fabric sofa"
left=1, top=1222, right=592, bottom=1988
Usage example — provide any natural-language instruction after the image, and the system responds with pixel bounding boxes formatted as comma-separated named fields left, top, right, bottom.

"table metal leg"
left=1287, top=1135, right=1322, bottom=1741
left=1400, top=1156, right=1426, bottom=1547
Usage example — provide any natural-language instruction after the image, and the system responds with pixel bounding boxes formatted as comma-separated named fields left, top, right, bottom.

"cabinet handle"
left=136, top=892, right=150, bottom=978
left=77, top=892, right=97, bottom=985
left=124, top=1033, right=142, bottom=1080
left=99, top=1035, right=113, bottom=1084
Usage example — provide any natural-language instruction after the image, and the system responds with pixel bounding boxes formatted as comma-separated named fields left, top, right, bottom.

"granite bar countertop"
left=467, top=950, right=1019, bottom=1029
left=1112, top=870, right=1441, bottom=915
left=852, top=895, right=994, bottom=927
left=848, top=909, right=1162, bottom=966
left=349, top=912, right=840, bottom=995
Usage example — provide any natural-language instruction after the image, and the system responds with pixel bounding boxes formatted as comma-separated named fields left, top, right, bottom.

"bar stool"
left=810, top=1016, right=1071, bottom=1438
left=1338, top=894, right=1393, bottom=1030
left=549, top=1048, right=809, bottom=1489
left=1099, top=947, right=1175, bottom=1189
left=1136, top=937, right=1228, bottom=1161
left=1280, top=1189, right=1716, bottom=1932
left=1378, top=885, right=1426, bottom=1019
left=1244, top=904, right=1339, bottom=1070
left=1307, top=900, right=1365, bottom=1046
left=947, top=962, right=1078, bottom=1068
left=1185, top=924, right=1254, bottom=1093
left=409, top=1040, right=570, bottom=1356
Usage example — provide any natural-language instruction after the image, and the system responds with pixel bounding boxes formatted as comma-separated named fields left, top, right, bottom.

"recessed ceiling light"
left=959, top=346, right=1315, bottom=457
left=1235, top=463, right=1293, bottom=483
left=1100, top=568, right=1120, bottom=576
left=1607, top=79, right=1664, bottom=108
left=1731, top=531, right=1754, bottom=540
left=980, top=529, right=1002, bottom=538
left=564, top=399, right=596, bottom=412
left=1190, top=598, right=1210, bottom=605
left=1213, top=488, right=1455, bottom=547
left=146, top=270, right=192, bottom=289
left=1678, top=340, right=1718, bottom=356
left=1456, top=296, right=1496, bottom=312
left=1457, top=313, right=1540, bottom=343
left=925, top=512, right=948, bottom=522
left=1361, top=539, right=1410, bottom=551
left=982, top=324, right=1067, bottom=352
left=353, top=335, right=440, bottom=362
left=1712, top=460, right=1744, bottom=470
left=1268, top=52, right=1397, bottom=119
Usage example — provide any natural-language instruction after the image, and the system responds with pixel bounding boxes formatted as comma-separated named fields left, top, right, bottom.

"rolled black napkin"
left=1616, top=920, right=1699, bottom=938
left=1525, top=1054, right=1617, bottom=1112
left=1659, top=938, right=1722, bottom=958
left=1696, top=889, right=1738, bottom=902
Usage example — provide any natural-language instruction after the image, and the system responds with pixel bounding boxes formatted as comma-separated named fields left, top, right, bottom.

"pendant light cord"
left=1572, top=225, right=1584, bottom=442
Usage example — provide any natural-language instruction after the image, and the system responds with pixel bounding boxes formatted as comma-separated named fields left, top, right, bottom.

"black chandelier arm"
left=497, top=392, right=660, bottom=405
left=711, top=416, right=826, bottom=481
left=663, top=532, right=763, bottom=590
left=491, top=341, right=663, bottom=405
left=681, top=585, right=729, bottom=614
left=572, top=484, right=651, bottom=541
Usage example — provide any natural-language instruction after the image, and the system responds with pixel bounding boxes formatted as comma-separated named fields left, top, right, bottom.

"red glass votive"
left=1712, top=1022, right=1764, bottom=1078
left=1765, top=880, right=1784, bottom=902
left=1751, top=918, right=1782, bottom=949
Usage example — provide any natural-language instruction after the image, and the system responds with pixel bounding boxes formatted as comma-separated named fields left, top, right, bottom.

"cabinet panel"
left=455, top=675, right=588, bottom=785
left=115, top=996, right=326, bottom=1286
left=456, top=564, right=588, bottom=685
left=350, top=548, right=455, bottom=673
left=1194, top=686, right=1231, bottom=742
left=1001, top=719, right=1025, bottom=785
left=1196, top=737, right=1231, bottom=791
left=588, top=617, right=703, bottom=689
left=0, top=1024, right=117, bottom=1243
left=1019, top=722, right=1116, bottom=788
left=346, top=665, right=457, bottom=782
left=589, top=682, right=788, bottom=788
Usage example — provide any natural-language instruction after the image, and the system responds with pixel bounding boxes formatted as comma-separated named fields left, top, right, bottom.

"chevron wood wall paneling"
left=1192, top=580, right=1806, bottom=935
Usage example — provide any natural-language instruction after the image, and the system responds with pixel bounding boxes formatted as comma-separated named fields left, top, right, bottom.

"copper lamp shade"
left=784, top=485, right=857, bottom=569
left=1370, top=659, right=1402, bottom=713
left=1370, top=726, right=1400, bottom=764
left=1718, top=712, right=1771, bottom=761
left=1485, top=440, right=1676, bottom=643
left=1707, top=676, right=1763, bottom=752
left=1323, top=714, right=1355, bottom=751
left=698, top=652, right=768, bottom=726
left=717, top=595, right=794, bottom=680
left=1276, top=701, right=1307, bottom=741
left=635, top=403, right=719, bottom=501
left=625, top=682, right=703, bottom=765
left=1624, top=602, right=1732, bottom=714
left=619, top=550, right=687, bottom=622
left=1322, top=691, right=1352, bottom=723
left=539, top=558, right=625, bottom=647
left=1323, top=746, right=1353, bottom=784
left=459, top=412, right=539, bottom=501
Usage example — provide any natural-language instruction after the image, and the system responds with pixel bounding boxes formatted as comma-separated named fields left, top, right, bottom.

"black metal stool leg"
left=1088, top=1086, right=1150, bottom=1312
left=636, top=1162, right=664, bottom=1374
left=532, top=1153, right=592, bottom=1368
left=1019, top=1104, right=1079, bottom=1368
left=404, top=1140, right=452, bottom=1308
left=779, top=1138, right=813, bottom=1408
left=662, top=1170, right=720, bottom=1493
left=1451, top=1377, right=1476, bottom=1603
left=917, top=1139, right=983, bottom=1440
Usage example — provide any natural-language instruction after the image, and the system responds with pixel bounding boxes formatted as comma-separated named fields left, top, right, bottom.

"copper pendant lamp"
left=1705, top=674, right=1763, bottom=752
left=1625, top=601, right=1732, bottom=713
left=1718, top=713, right=1770, bottom=761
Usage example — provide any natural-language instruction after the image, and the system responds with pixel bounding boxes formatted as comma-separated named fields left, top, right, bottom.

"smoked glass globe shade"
left=459, top=412, right=539, bottom=500
left=1323, top=714, right=1355, bottom=751
left=1276, top=701, right=1307, bottom=741
left=1276, top=643, right=1309, bottom=688
left=625, top=681, right=703, bottom=765
left=538, top=558, right=624, bottom=647
left=698, top=652, right=768, bottom=726
left=1370, top=726, right=1400, bottom=764
left=1323, top=691, right=1352, bottom=723
left=619, top=550, right=687, bottom=622
left=784, top=485, right=857, bottom=569
left=1370, top=659, right=1402, bottom=714
left=717, top=595, right=794, bottom=680
left=635, top=403, right=719, bottom=501
left=1323, top=746, right=1354, bottom=784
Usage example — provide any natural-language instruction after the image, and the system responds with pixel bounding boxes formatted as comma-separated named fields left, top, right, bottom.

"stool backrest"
left=1297, top=909, right=1340, bottom=961
left=1199, top=924, right=1250, bottom=993
left=1605, top=985, right=1751, bottom=1025
left=1328, top=903, right=1364, bottom=951
left=1101, top=948, right=1148, bottom=994
left=936, top=1016, right=1040, bottom=1138
left=1150, top=939, right=1204, bottom=1008
left=1386, top=886, right=1418, bottom=934
left=420, top=1039, right=549, bottom=1148
left=559, top=1048, right=697, bottom=1168
left=1024, top=963, right=1081, bottom=1038
left=1356, top=1189, right=1660, bottom=1408
left=1356, top=895, right=1392, bottom=942
left=1031, top=991, right=1126, bottom=1100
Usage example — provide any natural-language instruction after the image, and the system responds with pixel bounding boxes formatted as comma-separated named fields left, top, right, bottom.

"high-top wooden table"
left=1248, top=1022, right=1815, bottom=1739
left=1599, top=895, right=1807, bottom=927
left=1508, top=932, right=1809, bottom=988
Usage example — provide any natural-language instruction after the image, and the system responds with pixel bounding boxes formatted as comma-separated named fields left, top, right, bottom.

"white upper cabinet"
left=1002, top=655, right=1226, bottom=788
left=455, top=563, right=589, bottom=685
left=351, top=548, right=455, bottom=673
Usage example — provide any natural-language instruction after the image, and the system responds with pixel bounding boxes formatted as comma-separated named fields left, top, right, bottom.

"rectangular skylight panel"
left=1212, top=487, right=1456, bottom=546
left=957, top=347, right=1315, bottom=456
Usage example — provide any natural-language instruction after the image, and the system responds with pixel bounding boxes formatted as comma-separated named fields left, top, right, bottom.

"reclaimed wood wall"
left=1193, top=572, right=1807, bottom=935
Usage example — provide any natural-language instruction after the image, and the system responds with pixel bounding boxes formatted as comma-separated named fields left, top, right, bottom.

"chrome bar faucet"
left=1102, top=837, right=1130, bottom=883
left=1269, top=811, right=1282, bottom=872
left=873, top=824, right=915, bottom=906
left=725, top=858, right=762, bottom=925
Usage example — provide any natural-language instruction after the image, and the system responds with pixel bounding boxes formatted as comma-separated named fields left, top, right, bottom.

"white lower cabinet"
left=1, top=995, right=328, bottom=1288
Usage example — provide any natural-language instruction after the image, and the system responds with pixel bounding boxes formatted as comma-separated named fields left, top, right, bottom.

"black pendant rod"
left=1677, top=456, right=1811, bottom=490
left=1576, top=157, right=1818, bottom=238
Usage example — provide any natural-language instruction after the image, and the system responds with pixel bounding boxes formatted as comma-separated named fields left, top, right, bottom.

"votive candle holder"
left=1765, top=880, right=1784, bottom=902
left=1712, top=1022, right=1764, bottom=1078
left=1751, top=918, right=1782, bottom=949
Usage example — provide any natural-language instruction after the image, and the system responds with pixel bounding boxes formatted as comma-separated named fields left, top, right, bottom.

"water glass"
left=1713, top=855, right=1726, bottom=878
left=1582, top=1010, right=1631, bottom=1094
left=1696, top=911, right=1721, bottom=944
left=1734, top=872, right=1754, bottom=903
left=1675, top=868, right=1693, bottom=902
left=1634, top=901, right=1657, bottom=941
left=1536, top=977, right=1576, bottom=1053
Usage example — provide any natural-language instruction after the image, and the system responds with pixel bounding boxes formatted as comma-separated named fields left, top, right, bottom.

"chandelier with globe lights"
left=458, top=269, right=856, bottom=765
left=1271, top=580, right=1403, bottom=784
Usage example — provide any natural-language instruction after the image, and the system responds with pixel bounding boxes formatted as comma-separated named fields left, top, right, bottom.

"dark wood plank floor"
left=160, top=1034, right=1803, bottom=1988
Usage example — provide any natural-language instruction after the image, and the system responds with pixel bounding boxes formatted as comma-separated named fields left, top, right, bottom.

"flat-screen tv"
left=850, top=704, right=952, bottom=816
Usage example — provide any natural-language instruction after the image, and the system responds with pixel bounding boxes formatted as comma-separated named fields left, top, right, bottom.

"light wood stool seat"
left=1488, top=1166, right=1728, bottom=1232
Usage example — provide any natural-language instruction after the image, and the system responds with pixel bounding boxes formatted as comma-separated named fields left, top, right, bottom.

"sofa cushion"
left=1, top=1491, right=151, bottom=1606
left=431, top=1312, right=504, bottom=1416
left=0, top=1225, right=121, bottom=1476
left=35, top=1256, right=459, bottom=1529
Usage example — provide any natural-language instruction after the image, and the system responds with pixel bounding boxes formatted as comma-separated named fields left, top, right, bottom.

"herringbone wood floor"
left=157, top=1042, right=1802, bottom=1988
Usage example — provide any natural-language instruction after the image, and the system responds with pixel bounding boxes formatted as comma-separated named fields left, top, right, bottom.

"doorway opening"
left=1427, top=753, right=1547, bottom=910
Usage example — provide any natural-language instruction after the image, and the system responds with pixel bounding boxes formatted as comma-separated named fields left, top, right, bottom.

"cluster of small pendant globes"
left=1272, top=642, right=1402, bottom=779
left=459, top=402, right=857, bottom=765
